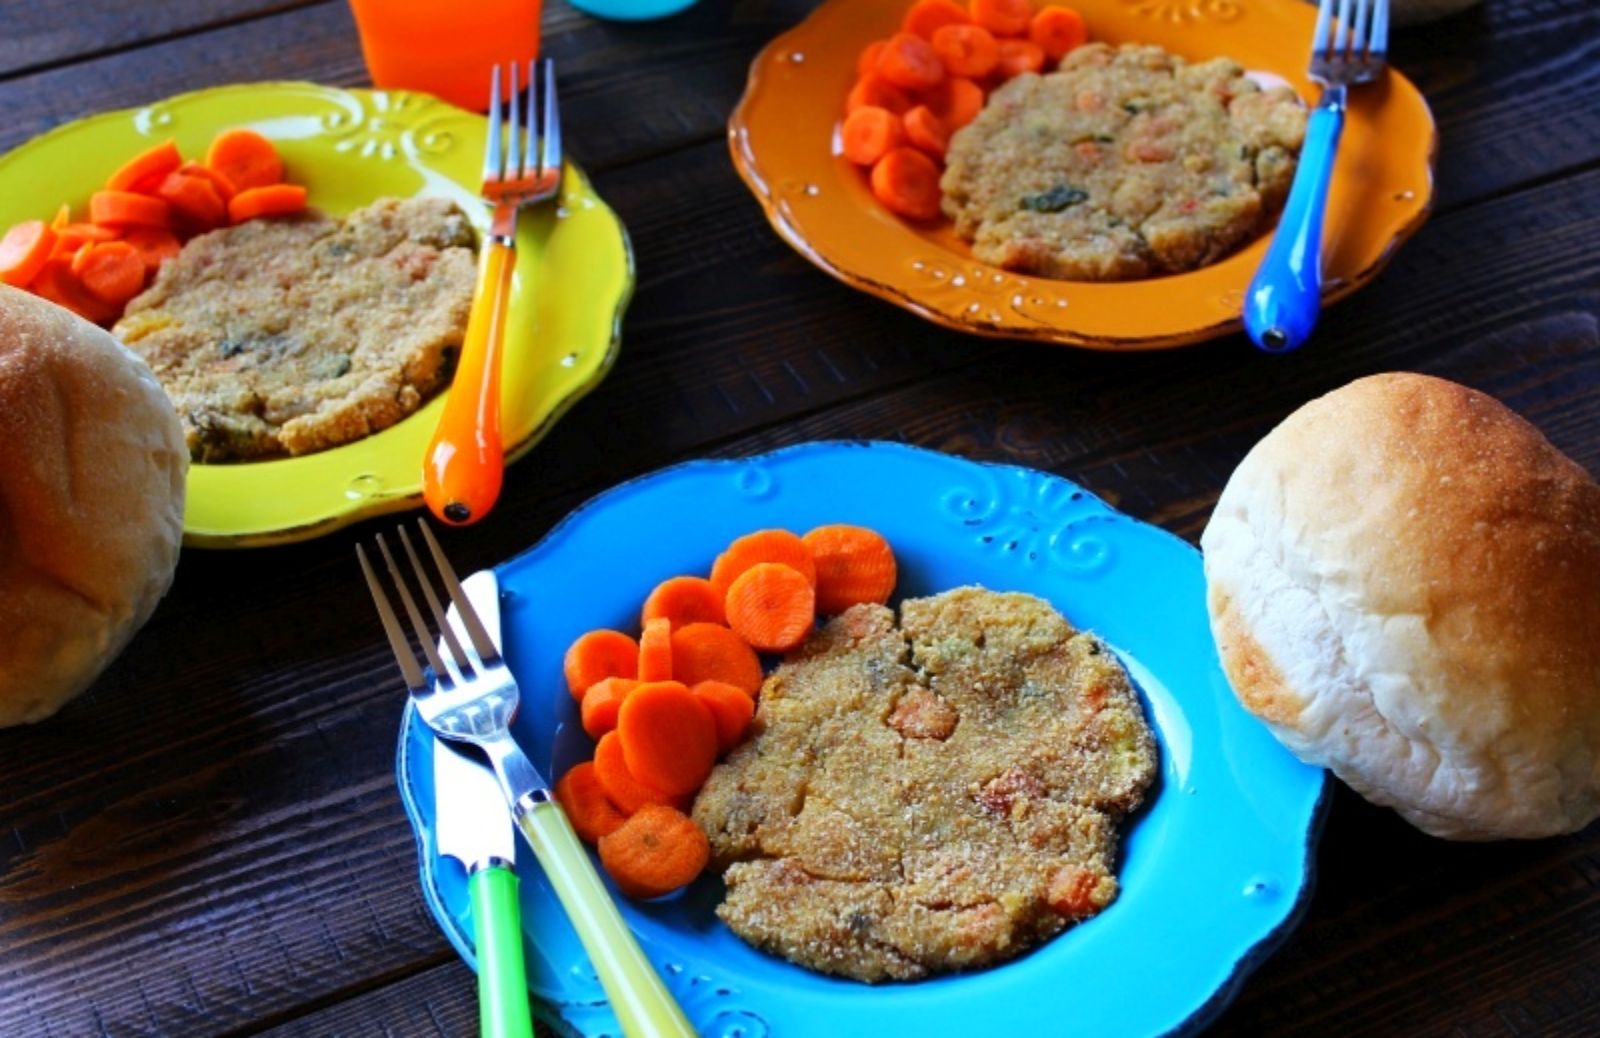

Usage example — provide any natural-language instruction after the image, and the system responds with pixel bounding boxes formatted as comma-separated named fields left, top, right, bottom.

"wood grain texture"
left=0, top=0, right=322, bottom=78
left=0, top=1, right=1597, bottom=1036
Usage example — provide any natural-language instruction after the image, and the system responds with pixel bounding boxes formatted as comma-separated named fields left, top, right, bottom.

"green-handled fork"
left=359, top=521, right=696, bottom=1038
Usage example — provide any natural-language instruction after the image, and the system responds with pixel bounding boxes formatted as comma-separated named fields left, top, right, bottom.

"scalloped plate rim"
left=727, top=0, right=1437, bottom=351
left=0, top=80, right=635, bottom=548
left=395, top=439, right=1330, bottom=1037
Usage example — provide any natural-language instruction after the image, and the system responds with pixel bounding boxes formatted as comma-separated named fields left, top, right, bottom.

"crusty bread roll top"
left=0, top=286, right=188, bottom=726
left=1201, top=372, right=1600, bottom=840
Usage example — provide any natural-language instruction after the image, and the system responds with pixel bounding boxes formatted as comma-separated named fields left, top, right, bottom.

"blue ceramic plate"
left=396, top=442, right=1328, bottom=1037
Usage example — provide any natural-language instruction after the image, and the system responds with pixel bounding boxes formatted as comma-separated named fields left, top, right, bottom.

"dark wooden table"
left=2, top=1, right=1597, bottom=1035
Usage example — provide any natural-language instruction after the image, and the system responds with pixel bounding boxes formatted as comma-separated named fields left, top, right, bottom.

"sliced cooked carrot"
left=725, top=563, right=816, bottom=654
left=1030, top=6, right=1089, bottom=61
left=106, top=140, right=182, bottom=193
left=157, top=172, right=227, bottom=231
left=642, top=576, right=725, bottom=629
left=996, top=38, right=1046, bottom=77
left=857, top=40, right=889, bottom=79
left=638, top=616, right=674, bottom=682
left=926, top=76, right=986, bottom=130
left=670, top=623, right=763, bottom=695
left=617, top=681, right=718, bottom=797
left=0, top=221, right=56, bottom=288
left=875, top=32, right=946, bottom=91
left=122, top=227, right=181, bottom=272
left=179, top=159, right=237, bottom=202
left=594, top=730, right=683, bottom=815
left=841, top=105, right=906, bottom=167
left=76, top=241, right=146, bottom=305
left=564, top=629, right=640, bottom=701
left=206, top=129, right=284, bottom=192
left=931, top=24, right=1000, bottom=79
left=692, top=680, right=755, bottom=753
left=49, top=204, right=71, bottom=232
left=710, top=529, right=817, bottom=600
left=803, top=525, right=899, bottom=614
left=581, top=677, right=639, bottom=740
left=846, top=75, right=912, bottom=115
left=902, top=0, right=970, bottom=38
left=598, top=804, right=710, bottom=900
left=903, top=105, right=950, bottom=159
left=972, top=0, right=1032, bottom=36
left=870, top=147, right=944, bottom=221
left=89, top=190, right=172, bottom=230
left=29, top=258, right=118, bottom=324
left=555, top=762, right=628, bottom=844
left=227, top=184, right=307, bottom=223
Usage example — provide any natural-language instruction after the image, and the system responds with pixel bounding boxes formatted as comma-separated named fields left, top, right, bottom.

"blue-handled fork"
left=1244, top=0, right=1389, bottom=353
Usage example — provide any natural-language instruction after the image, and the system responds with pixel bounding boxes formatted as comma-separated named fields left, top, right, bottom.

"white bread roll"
left=0, top=286, right=188, bottom=726
left=1201, top=373, right=1600, bottom=840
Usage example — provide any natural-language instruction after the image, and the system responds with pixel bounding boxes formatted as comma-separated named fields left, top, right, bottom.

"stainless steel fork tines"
left=483, top=57, right=562, bottom=241
left=358, top=521, right=543, bottom=805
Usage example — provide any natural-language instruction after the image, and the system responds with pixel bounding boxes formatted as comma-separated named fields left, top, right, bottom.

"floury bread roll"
left=0, top=286, right=188, bottom=726
left=1201, top=373, right=1600, bottom=840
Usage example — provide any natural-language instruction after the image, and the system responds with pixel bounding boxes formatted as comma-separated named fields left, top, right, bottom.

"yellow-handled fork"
left=425, top=60, right=561, bottom=526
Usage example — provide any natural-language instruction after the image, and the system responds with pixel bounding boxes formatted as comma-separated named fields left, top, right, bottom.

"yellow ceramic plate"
left=730, top=0, right=1435, bottom=350
left=0, top=82, right=633, bottom=546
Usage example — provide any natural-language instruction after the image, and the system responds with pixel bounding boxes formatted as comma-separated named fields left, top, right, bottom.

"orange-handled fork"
left=425, top=59, right=561, bottom=526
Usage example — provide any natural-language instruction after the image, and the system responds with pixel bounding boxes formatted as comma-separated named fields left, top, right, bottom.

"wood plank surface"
left=0, top=0, right=1596, bottom=1036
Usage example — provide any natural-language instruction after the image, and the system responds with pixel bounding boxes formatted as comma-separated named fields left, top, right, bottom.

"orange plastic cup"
left=348, top=0, right=542, bottom=112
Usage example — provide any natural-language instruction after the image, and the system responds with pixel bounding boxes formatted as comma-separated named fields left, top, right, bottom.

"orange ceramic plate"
left=729, top=0, right=1436, bottom=350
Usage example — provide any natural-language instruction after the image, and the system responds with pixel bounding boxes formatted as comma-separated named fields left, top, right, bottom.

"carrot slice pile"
left=598, top=805, right=710, bottom=900
left=840, top=4, right=1093, bottom=226
left=559, top=522, right=901, bottom=899
left=2, top=128, right=307, bottom=325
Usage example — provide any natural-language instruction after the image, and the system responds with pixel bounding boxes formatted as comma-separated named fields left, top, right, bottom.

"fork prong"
left=1332, top=0, right=1353, bottom=56
left=484, top=64, right=503, bottom=182
left=377, top=532, right=455, bottom=683
left=523, top=58, right=539, bottom=178
left=1351, top=0, right=1372, bottom=60
left=398, top=525, right=472, bottom=676
left=358, top=544, right=428, bottom=691
left=416, top=520, right=502, bottom=664
left=1311, top=0, right=1334, bottom=59
left=1369, top=0, right=1389, bottom=60
left=505, top=60, right=521, bottom=180
left=539, top=59, right=561, bottom=178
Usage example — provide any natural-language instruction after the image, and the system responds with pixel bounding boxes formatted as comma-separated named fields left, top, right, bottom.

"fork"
left=359, top=521, right=696, bottom=1038
left=424, top=60, right=563, bottom=526
left=1243, top=0, right=1389, bottom=353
